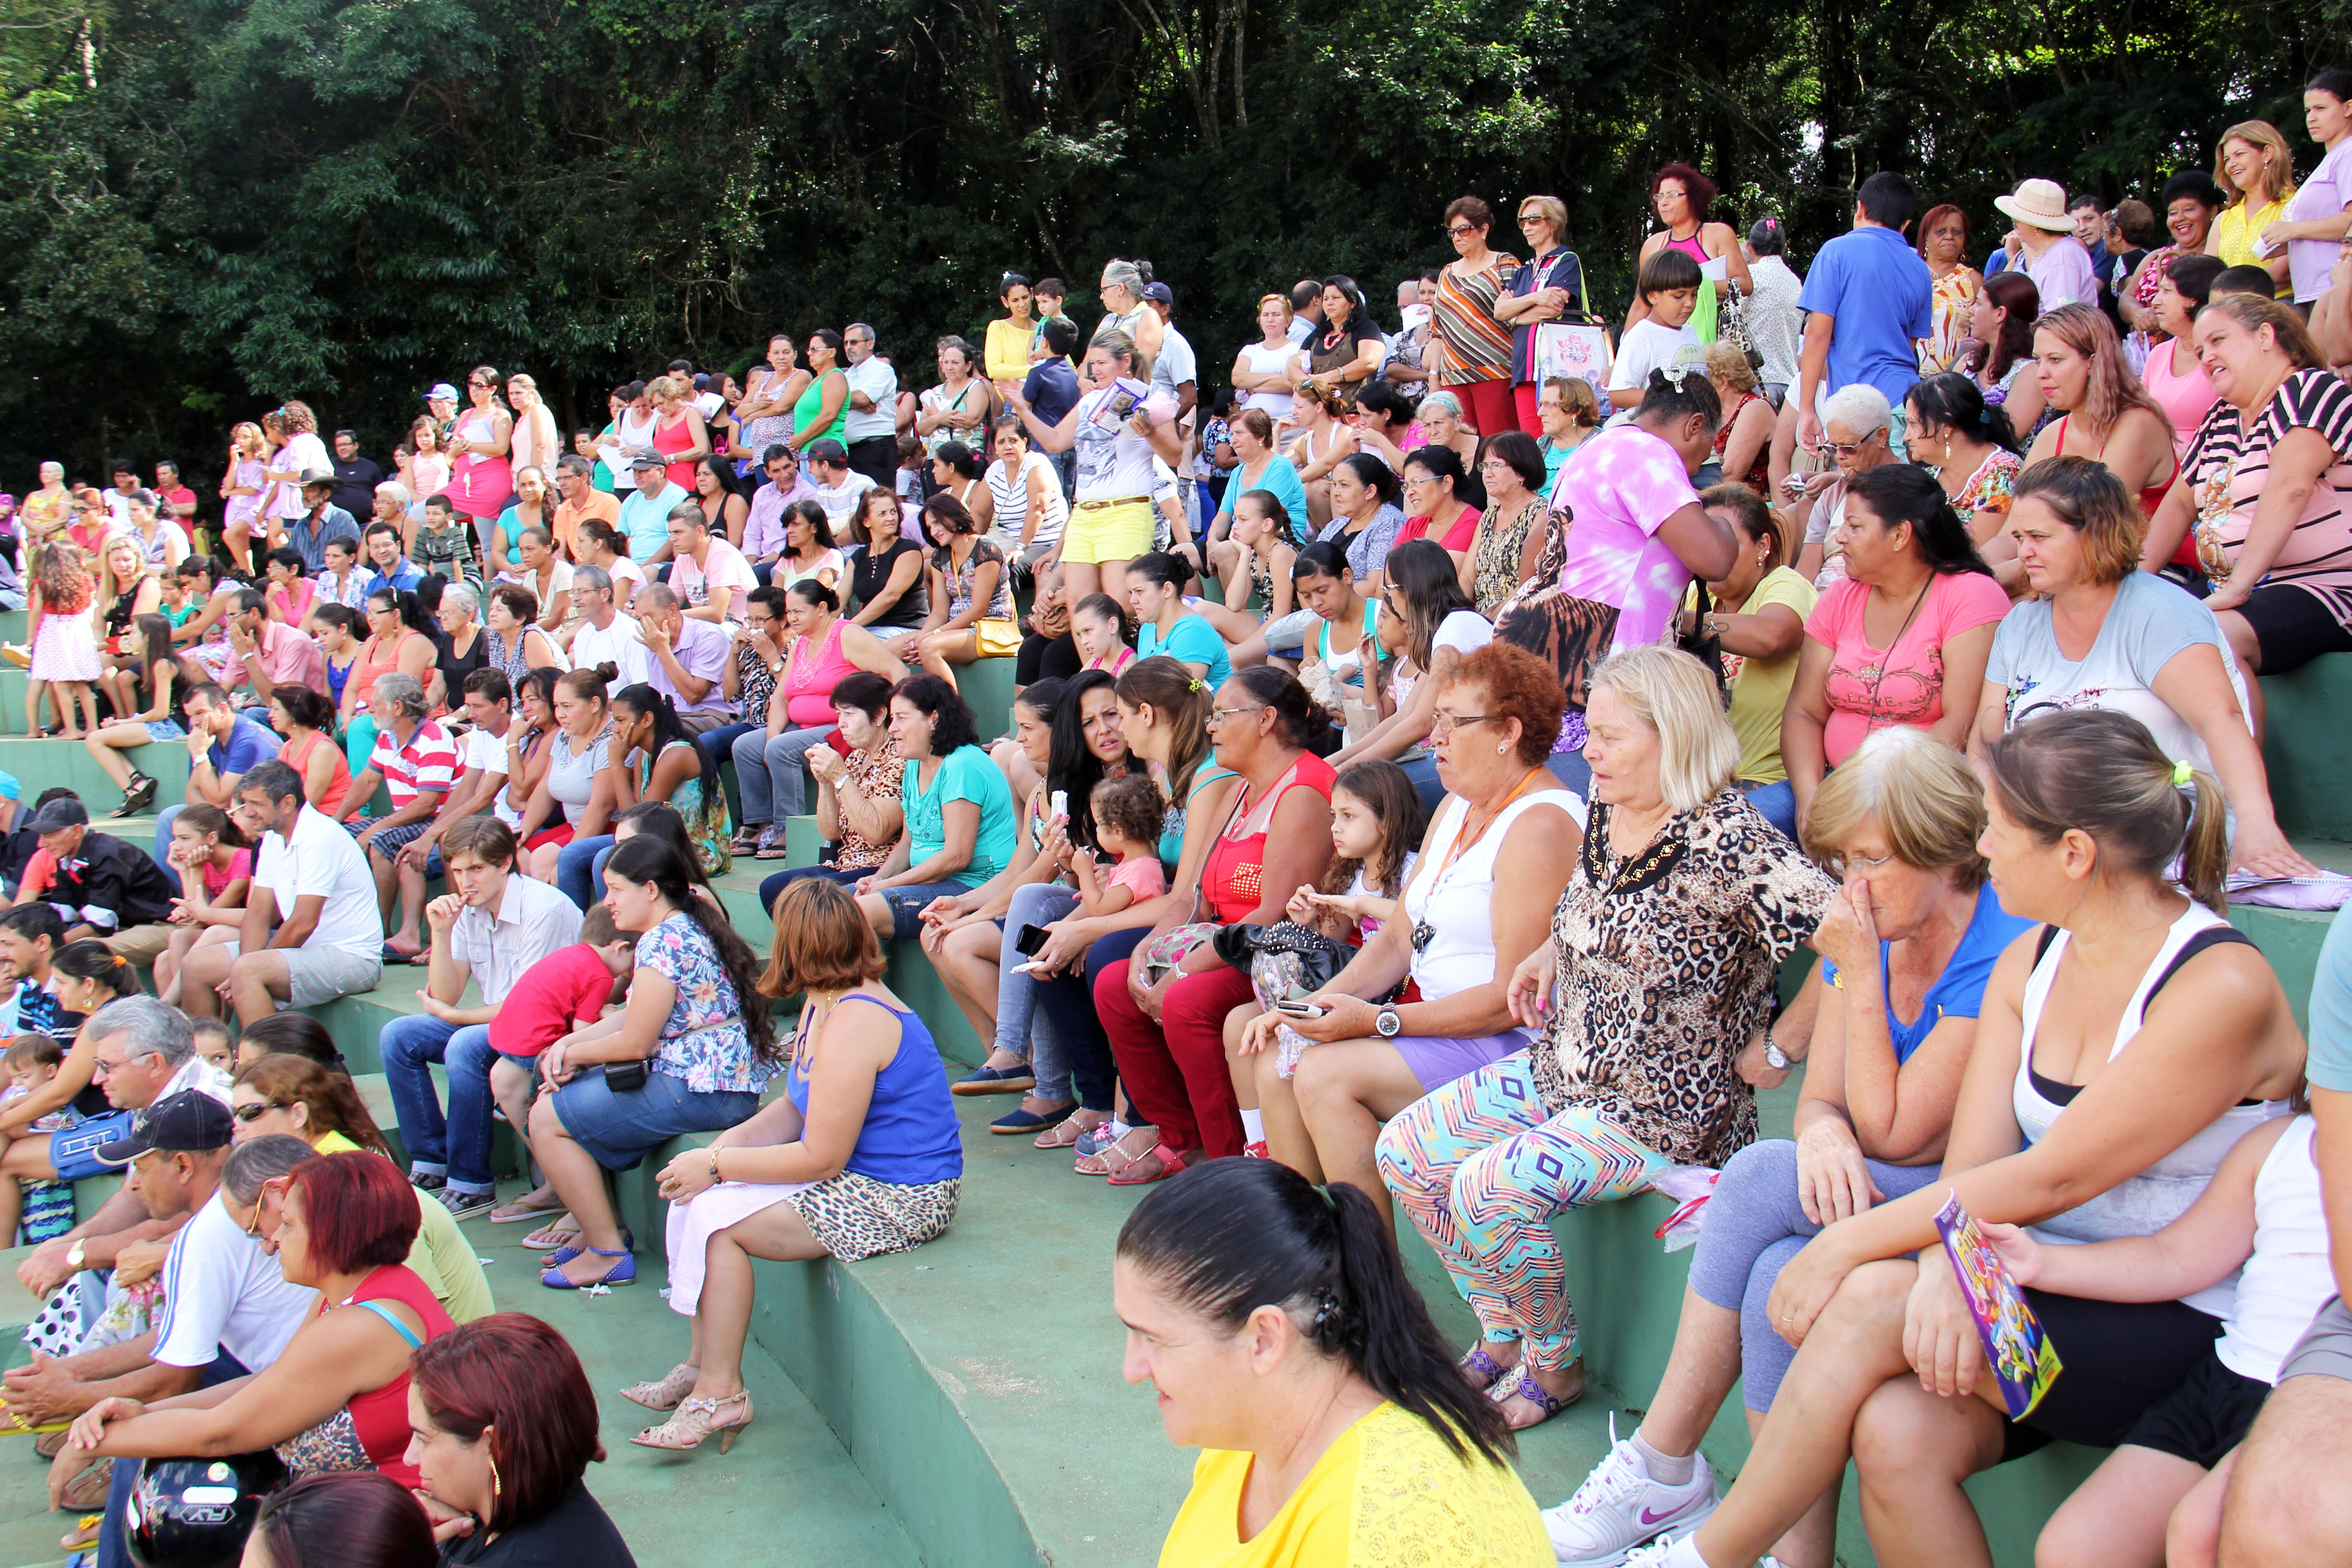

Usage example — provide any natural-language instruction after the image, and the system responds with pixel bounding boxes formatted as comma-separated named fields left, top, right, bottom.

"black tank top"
left=436, top=624, right=489, bottom=702
left=850, top=539, right=927, bottom=630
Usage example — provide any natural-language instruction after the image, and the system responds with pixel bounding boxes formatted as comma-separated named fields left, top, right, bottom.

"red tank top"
left=342, top=1264, right=455, bottom=1488
left=1199, top=753, right=1337, bottom=923
left=655, top=411, right=700, bottom=493
left=2053, top=414, right=2179, bottom=523
left=282, top=729, right=354, bottom=818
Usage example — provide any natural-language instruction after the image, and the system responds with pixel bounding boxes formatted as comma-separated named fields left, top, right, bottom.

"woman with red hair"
left=1625, top=163, right=1752, bottom=334
left=408, top=1313, right=635, bottom=1564
left=51, top=1151, right=454, bottom=1491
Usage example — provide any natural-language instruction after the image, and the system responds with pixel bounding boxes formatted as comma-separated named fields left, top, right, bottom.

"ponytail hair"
left=1983, top=709, right=2229, bottom=914
left=1907, top=370, right=2019, bottom=456
left=1117, top=1160, right=1514, bottom=1465
left=1115, top=656, right=1212, bottom=798
left=602, top=836, right=780, bottom=1061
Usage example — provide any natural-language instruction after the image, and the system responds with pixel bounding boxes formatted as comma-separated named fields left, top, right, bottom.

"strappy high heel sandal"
left=621, top=1363, right=701, bottom=1411
left=630, top=1390, right=753, bottom=1454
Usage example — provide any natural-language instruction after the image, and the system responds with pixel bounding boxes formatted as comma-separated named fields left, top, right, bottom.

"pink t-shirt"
left=1544, top=424, right=1703, bottom=651
left=1806, top=570, right=2011, bottom=765
left=1395, top=510, right=1479, bottom=553
left=669, top=537, right=758, bottom=619
left=2141, top=340, right=2218, bottom=456
left=1107, top=856, right=1167, bottom=900
left=201, top=848, right=254, bottom=900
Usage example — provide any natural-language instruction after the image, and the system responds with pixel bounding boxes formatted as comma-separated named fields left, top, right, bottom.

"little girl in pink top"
left=1071, top=591, right=1136, bottom=678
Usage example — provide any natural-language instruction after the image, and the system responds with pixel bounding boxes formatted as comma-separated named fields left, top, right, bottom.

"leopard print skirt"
left=784, top=1171, right=961, bottom=1261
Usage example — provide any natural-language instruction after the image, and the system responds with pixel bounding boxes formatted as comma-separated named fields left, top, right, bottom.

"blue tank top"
left=787, top=994, right=963, bottom=1186
left=1822, top=883, right=2035, bottom=1064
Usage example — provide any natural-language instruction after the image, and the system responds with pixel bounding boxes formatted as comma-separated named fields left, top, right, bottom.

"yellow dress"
left=1158, top=1402, right=1552, bottom=1568
left=2211, top=198, right=2288, bottom=271
left=313, top=1130, right=496, bottom=1323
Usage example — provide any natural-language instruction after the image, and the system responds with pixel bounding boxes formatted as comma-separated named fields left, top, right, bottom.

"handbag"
left=602, top=1058, right=650, bottom=1093
left=1212, top=921, right=1354, bottom=1008
left=975, top=617, right=1023, bottom=659
left=1678, top=580, right=1732, bottom=709
left=1135, top=922, right=1222, bottom=989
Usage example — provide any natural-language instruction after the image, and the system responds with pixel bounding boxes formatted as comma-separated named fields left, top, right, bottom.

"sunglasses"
left=232, top=1101, right=286, bottom=1123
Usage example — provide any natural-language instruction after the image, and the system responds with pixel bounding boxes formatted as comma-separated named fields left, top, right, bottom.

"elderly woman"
left=533, top=837, right=780, bottom=1290
left=1378, top=646, right=1834, bottom=1432
left=1427, top=196, right=1523, bottom=440
left=1980, top=456, right=2310, bottom=879
left=1781, top=465, right=2006, bottom=835
left=1003, top=327, right=1182, bottom=603
left=1546, top=728, right=2031, bottom=1568
left=1208, top=410, right=1310, bottom=554
left=1092, top=259, right=1164, bottom=363
left=481, top=582, right=560, bottom=684
left=2022, top=303, right=2177, bottom=516
left=1243, top=643, right=1580, bottom=1222
left=1789, top=385, right=1900, bottom=588
left=1636, top=711, right=2303, bottom=1568
left=1126, top=1161, right=1554, bottom=1567
left=1089, top=667, right=1334, bottom=1183
left=1687, top=483, right=1814, bottom=839
left=1914, top=203, right=1983, bottom=374
left=2143, top=294, right=2352, bottom=721
left=1492, top=194, right=1587, bottom=435
left=628, top=878, right=959, bottom=1456
left=731, top=578, right=908, bottom=856
left=53, top=1152, right=454, bottom=1486
left=429, top=580, right=488, bottom=713
left=1315, top=452, right=1406, bottom=597
left=853, top=675, right=1019, bottom=944
left=1460, top=431, right=1551, bottom=618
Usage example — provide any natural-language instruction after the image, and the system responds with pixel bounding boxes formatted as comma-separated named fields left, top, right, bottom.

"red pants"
left=1512, top=381, right=1548, bottom=438
left=1095, top=958, right=1252, bottom=1158
left=1451, top=378, right=1519, bottom=443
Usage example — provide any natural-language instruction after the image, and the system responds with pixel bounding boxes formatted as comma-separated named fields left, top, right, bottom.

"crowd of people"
left=3, top=72, right=2352, bottom=1566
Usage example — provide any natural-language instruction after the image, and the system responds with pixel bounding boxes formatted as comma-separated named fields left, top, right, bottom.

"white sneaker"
left=1544, top=1417, right=1718, bottom=1566
left=1619, top=1536, right=1708, bottom=1568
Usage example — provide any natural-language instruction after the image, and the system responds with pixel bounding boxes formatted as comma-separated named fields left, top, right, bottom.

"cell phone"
left=1014, top=924, right=1049, bottom=956
left=1274, top=999, right=1329, bottom=1018
left=1049, top=790, right=1068, bottom=820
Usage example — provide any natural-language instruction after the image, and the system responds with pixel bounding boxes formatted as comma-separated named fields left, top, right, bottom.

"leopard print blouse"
left=1532, top=788, right=1836, bottom=1167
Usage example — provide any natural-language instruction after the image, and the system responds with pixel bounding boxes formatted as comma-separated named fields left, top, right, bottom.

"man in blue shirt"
left=360, top=523, right=425, bottom=599
left=617, top=456, right=689, bottom=567
left=280, top=471, right=360, bottom=576
left=151, top=684, right=282, bottom=875
left=1795, top=171, right=1933, bottom=459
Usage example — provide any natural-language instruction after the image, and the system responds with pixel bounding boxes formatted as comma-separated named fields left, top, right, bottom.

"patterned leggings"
left=1376, top=1052, right=1669, bottom=1371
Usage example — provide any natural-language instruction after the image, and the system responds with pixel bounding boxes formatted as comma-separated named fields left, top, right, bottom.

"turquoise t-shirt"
left=2310, top=902, right=2352, bottom=1092
left=1139, top=613, right=1232, bottom=689
left=1216, top=455, right=1313, bottom=544
left=902, top=745, right=1019, bottom=885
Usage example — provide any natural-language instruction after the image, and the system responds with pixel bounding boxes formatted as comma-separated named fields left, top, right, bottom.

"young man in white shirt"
left=388, top=668, right=517, bottom=957
left=804, top=437, right=877, bottom=538
left=568, top=565, right=652, bottom=687
left=179, top=761, right=383, bottom=1021
left=382, top=816, right=582, bottom=1218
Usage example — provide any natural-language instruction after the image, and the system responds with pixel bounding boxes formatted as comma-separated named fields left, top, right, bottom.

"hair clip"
left=1187, top=678, right=1204, bottom=693
left=2172, top=759, right=2194, bottom=786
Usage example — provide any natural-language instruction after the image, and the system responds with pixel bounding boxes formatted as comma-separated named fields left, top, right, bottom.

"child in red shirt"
left=486, top=903, right=635, bottom=1144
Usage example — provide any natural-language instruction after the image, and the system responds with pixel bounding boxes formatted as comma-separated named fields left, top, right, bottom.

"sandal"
left=1074, top=1127, right=1156, bottom=1177
left=1458, top=1347, right=1516, bottom=1390
left=1491, top=1370, right=1580, bottom=1430
left=541, top=1246, right=636, bottom=1289
left=730, top=828, right=765, bottom=856
left=490, top=1195, right=565, bottom=1225
left=520, top=1216, right=582, bottom=1250
left=1105, top=1143, right=1196, bottom=1186
left=754, top=823, right=792, bottom=860
left=620, top=1362, right=702, bottom=1411
left=59, top=1457, right=111, bottom=1511
left=1032, top=1111, right=1102, bottom=1149
left=630, top=1390, right=753, bottom=1455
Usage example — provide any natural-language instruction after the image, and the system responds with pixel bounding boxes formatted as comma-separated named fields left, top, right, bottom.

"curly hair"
left=1439, top=642, right=1565, bottom=766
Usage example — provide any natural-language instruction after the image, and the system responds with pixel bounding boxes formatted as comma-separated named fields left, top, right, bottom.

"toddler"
left=0, top=1034, right=75, bottom=1245
left=1071, top=773, right=1167, bottom=917
left=486, top=903, right=637, bottom=1148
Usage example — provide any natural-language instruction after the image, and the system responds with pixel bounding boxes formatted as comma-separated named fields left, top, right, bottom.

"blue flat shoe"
left=951, top=1064, right=1037, bottom=1096
left=989, top=1102, right=1075, bottom=1135
left=547, top=1224, right=632, bottom=1267
left=542, top=1246, right=635, bottom=1289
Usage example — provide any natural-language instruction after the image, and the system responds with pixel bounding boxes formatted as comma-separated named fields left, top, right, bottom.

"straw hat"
left=1994, top=178, right=2075, bottom=233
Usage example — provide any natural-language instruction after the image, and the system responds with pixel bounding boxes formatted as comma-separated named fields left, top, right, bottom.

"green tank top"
left=794, top=371, right=850, bottom=446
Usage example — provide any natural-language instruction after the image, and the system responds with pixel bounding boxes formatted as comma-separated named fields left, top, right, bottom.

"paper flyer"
left=1933, top=1190, right=2062, bottom=1419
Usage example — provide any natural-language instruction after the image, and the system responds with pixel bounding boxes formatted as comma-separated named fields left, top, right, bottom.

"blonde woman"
left=1232, top=294, right=1299, bottom=428
left=220, top=424, right=268, bottom=574
left=506, top=372, right=562, bottom=487
left=2207, top=119, right=2297, bottom=285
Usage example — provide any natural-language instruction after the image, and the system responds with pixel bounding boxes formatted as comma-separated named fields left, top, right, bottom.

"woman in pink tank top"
left=444, top=366, right=515, bottom=523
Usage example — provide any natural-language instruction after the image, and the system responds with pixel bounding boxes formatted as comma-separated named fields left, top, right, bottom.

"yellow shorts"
left=1059, top=498, right=1155, bottom=565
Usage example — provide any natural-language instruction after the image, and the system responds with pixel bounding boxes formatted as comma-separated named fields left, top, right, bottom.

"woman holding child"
left=625, top=877, right=961, bottom=1456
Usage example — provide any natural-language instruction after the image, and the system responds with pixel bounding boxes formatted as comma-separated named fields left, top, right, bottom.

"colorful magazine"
left=1933, top=1190, right=2062, bottom=1419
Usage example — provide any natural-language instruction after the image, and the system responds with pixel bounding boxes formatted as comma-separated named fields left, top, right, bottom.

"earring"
left=1496, top=743, right=1508, bottom=755
left=489, top=1457, right=501, bottom=1505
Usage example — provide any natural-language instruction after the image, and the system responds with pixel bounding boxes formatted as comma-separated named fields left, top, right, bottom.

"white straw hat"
left=1994, top=178, right=2076, bottom=233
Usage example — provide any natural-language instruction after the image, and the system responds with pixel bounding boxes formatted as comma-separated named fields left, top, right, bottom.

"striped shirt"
left=1432, top=254, right=1520, bottom=387
left=368, top=718, right=461, bottom=809
left=2186, top=367, right=2352, bottom=631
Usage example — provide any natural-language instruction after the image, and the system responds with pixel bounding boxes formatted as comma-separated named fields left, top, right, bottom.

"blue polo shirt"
left=618, top=481, right=689, bottom=563
left=363, top=558, right=425, bottom=599
left=212, top=716, right=281, bottom=779
left=1795, top=224, right=1933, bottom=410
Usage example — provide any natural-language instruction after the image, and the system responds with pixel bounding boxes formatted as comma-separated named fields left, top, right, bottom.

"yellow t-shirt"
left=984, top=317, right=1036, bottom=384
left=1157, top=1402, right=1552, bottom=1568
left=1685, top=567, right=1817, bottom=785
left=2212, top=198, right=2287, bottom=272
left=313, top=1131, right=496, bottom=1323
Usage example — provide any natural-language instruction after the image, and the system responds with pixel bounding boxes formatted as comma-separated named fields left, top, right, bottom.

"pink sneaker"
left=1243, top=1141, right=1269, bottom=1159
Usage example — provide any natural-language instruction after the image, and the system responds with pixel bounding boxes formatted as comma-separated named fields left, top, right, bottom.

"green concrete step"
left=2263, top=654, right=2352, bottom=843
left=0, top=734, right=188, bottom=803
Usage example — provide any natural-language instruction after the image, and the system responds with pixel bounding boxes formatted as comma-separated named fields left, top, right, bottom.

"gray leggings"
left=1684, top=1138, right=1944, bottom=1412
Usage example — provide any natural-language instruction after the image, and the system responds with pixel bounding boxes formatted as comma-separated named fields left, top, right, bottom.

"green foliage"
left=0, top=0, right=2342, bottom=485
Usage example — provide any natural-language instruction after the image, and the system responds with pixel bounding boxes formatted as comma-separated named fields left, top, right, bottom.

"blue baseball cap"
left=0, top=772, right=18, bottom=803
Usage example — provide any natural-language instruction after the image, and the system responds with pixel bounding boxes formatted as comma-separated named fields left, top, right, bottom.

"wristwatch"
left=1374, top=1007, right=1404, bottom=1039
left=1763, top=1027, right=1791, bottom=1071
left=66, top=1240, right=85, bottom=1269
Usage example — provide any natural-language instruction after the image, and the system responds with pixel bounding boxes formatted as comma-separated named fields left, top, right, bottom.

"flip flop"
left=489, top=1196, right=566, bottom=1224
left=521, top=1218, right=584, bottom=1250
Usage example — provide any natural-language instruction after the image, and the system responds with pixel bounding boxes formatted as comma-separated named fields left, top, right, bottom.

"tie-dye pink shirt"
left=1544, top=424, right=1704, bottom=652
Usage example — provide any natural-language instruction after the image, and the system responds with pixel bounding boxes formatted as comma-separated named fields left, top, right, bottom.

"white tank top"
left=2014, top=904, right=2289, bottom=1316
left=2220, top=1116, right=2331, bottom=1384
left=1397, top=787, right=1583, bottom=1005
left=986, top=452, right=1067, bottom=547
left=1239, top=342, right=1297, bottom=419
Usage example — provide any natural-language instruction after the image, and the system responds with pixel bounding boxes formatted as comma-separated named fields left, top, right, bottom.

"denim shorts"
left=877, top=879, right=976, bottom=941
left=549, top=1062, right=761, bottom=1171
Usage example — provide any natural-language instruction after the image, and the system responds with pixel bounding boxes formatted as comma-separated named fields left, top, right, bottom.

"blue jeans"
left=760, top=864, right=864, bottom=917
left=734, top=723, right=836, bottom=823
left=380, top=1014, right=500, bottom=1191
left=151, top=807, right=183, bottom=876
left=1398, top=754, right=1446, bottom=816
left=99, top=1348, right=249, bottom=1568
left=998, top=882, right=1084, bottom=1104
left=1741, top=779, right=1799, bottom=841
left=1544, top=747, right=1592, bottom=798
left=877, top=879, right=976, bottom=940
left=558, top=834, right=617, bottom=911
left=697, top=720, right=761, bottom=797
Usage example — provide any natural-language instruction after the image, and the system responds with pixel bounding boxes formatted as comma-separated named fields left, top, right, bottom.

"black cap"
left=25, top=797, right=89, bottom=833
left=97, top=1091, right=234, bottom=1165
left=628, top=455, right=667, bottom=472
left=805, top=438, right=849, bottom=463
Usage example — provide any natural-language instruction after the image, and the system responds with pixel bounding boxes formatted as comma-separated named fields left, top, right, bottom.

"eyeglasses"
left=232, top=1101, right=286, bottom=1123
left=1822, top=439, right=1878, bottom=457
left=1205, top=703, right=1266, bottom=727
left=1429, top=712, right=1501, bottom=735
left=1445, top=224, right=1479, bottom=238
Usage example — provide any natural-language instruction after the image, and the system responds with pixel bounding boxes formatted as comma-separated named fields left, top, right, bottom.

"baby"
left=0, top=1034, right=74, bottom=1244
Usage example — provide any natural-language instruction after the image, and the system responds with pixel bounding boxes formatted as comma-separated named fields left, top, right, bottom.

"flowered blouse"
left=636, top=912, right=770, bottom=1095
left=1953, top=449, right=2022, bottom=518
left=639, top=739, right=734, bottom=877
left=931, top=536, right=1014, bottom=621
left=1532, top=790, right=1836, bottom=1166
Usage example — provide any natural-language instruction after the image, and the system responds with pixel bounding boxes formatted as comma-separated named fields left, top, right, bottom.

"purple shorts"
left=1390, top=1029, right=1529, bottom=1092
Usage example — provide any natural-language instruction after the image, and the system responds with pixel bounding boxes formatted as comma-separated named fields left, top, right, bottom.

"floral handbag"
left=275, top=1407, right=371, bottom=1479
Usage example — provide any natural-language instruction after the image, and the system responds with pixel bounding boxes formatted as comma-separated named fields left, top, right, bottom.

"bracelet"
left=708, top=1149, right=722, bottom=1183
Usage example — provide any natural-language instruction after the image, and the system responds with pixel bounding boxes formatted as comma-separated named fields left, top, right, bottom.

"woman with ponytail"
left=1905, top=371, right=2023, bottom=560
left=1779, top=463, right=2006, bottom=837
left=609, top=682, right=732, bottom=879
left=532, top=836, right=779, bottom=1290
left=1624, top=708, right=2306, bottom=1568
left=1118, top=1160, right=1550, bottom=1565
